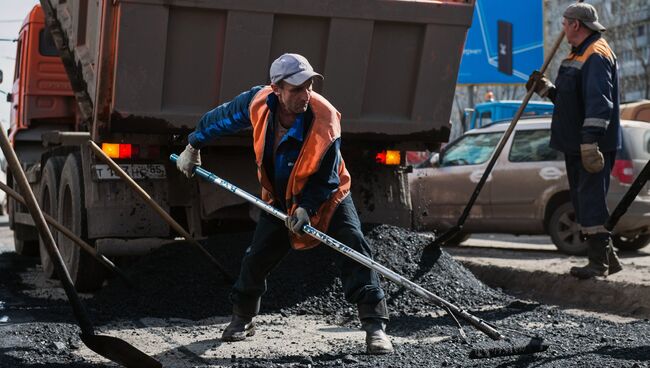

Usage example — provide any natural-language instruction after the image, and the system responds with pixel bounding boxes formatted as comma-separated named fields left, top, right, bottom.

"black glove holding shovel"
left=526, top=70, right=555, bottom=98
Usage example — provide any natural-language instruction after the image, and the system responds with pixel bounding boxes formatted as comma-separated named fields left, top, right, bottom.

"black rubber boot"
left=361, top=319, right=394, bottom=355
left=570, top=233, right=609, bottom=279
left=221, top=314, right=255, bottom=342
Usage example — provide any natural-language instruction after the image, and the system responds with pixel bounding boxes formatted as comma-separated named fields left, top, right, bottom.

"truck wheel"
left=13, top=225, right=39, bottom=256
left=612, top=233, right=650, bottom=252
left=9, top=172, right=39, bottom=256
left=548, top=202, right=588, bottom=255
left=38, top=157, right=66, bottom=278
left=57, top=153, right=105, bottom=291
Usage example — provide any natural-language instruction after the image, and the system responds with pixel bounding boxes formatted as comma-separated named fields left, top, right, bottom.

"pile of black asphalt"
left=91, top=225, right=508, bottom=322
left=1, top=225, right=649, bottom=367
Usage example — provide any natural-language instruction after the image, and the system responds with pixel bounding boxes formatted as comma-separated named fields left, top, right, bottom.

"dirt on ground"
left=1, top=225, right=649, bottom=367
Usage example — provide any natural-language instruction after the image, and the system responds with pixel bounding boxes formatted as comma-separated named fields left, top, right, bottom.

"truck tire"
left=57, top=153, right=105, bottom=291
left=13, top=225, right=39, bottom=256
left=548, top=202, right=588, bottom=255
left=38, top=156, right=66, bottom=279
left=9, top=172, right=39, bottom=256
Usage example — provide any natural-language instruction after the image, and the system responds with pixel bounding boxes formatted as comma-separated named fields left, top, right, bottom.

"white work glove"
left=580, top=143, right=604, bottom=174
left=286, top=207, right=310, bottom=234
left=526, top=70, right=554, bottom=98
left=177, top=144, right=201, bottom=178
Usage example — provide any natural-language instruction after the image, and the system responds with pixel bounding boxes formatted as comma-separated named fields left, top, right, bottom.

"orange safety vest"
left=249, top=86, right=351, bottom=250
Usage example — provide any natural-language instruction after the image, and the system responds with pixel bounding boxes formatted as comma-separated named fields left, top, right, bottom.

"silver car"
left=409, top=118, right=650, bottom=254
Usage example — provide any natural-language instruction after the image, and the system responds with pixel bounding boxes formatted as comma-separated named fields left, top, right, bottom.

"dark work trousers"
left=564, top=151, right=616, bottom=230
left=230, top=195, right=388, bottom=321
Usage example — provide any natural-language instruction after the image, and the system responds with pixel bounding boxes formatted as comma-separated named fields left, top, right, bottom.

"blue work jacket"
left=548, top=32, right=621, bottom=154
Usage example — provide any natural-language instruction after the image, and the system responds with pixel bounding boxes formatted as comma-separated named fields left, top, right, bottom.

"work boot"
left=570, top=234, right=609, bottom=279
left=362, top=319, right=394, bottom=354
left=221, top=314, right=255, bottom=342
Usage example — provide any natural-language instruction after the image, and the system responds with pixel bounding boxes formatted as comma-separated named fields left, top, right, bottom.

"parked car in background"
left=620, top=100, right=650, bottom=122
left=409, top=117, right=650, bottom=254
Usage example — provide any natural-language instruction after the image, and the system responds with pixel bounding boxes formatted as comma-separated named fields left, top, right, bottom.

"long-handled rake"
left=171, top=154, right=549, bottom=358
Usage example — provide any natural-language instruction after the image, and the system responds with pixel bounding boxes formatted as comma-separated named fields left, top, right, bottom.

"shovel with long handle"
left=171, top=156, right=549, bottom=357
left=0, top=181, right=134, bottom=288
left=0, top=127, right=161, bottom=368
left=169, top=155, right=501, bottom=338
left=427, top=0, right=584, bottom=249
left=88, top=141, right=235, bottom=284
left=605, top=159, right=650, bottom=231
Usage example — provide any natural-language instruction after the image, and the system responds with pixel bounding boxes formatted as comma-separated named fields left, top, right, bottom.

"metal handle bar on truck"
left=170, top=154, right=502, bottom=341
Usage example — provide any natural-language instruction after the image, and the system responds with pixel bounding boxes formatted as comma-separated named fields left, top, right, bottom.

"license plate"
left=92, top=164, right=166, bottom=180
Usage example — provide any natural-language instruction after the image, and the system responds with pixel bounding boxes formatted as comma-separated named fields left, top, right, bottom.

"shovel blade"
left=81, top=333, right=161, bottom=368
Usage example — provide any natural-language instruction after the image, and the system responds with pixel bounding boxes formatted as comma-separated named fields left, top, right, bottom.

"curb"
left=458, top=261, right=650, bottom=319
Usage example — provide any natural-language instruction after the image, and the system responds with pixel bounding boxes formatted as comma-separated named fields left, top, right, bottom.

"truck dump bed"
left=48, top=0, right=474, bottom=143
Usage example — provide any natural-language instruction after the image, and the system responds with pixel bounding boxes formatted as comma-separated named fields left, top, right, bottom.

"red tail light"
left=101, top=143, right=160, bottom=159
left=375, top=150, right=401, bottom=165
left=612, top=159, right=634, bottom=184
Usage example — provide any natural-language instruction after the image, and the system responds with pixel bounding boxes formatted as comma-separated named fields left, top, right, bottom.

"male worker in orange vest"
left=527, top=3, right=622, bottom=279
left=176, top=53, right=393, bottom=354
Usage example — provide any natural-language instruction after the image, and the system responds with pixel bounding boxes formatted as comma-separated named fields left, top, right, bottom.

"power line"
left=0, top=20, right=22, bottom=23
left=0, top=39, right=18, bottom=43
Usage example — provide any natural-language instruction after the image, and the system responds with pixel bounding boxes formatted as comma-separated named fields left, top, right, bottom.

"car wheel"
left=548, top=202, right=588, bottom=255
left=612, top=233, right=650, bottom=252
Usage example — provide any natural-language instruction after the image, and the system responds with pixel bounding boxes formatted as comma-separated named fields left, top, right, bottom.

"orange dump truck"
left=7, top=0, right=475, bottom=290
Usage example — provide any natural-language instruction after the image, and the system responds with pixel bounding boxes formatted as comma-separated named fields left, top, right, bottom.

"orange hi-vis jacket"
left=249, top=86, right=351, bottom=250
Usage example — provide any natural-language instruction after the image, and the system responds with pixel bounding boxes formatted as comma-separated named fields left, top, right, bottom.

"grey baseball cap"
left=563, top=3, right=606, bottom=32
left=269, top=53, right=323, bottom=85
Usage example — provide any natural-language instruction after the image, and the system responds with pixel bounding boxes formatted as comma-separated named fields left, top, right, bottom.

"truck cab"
left=8, top=6, right=74, bottom=163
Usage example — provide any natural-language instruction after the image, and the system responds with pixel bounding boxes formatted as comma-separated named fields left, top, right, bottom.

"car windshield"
left=441, top=132, right=502, bottom=167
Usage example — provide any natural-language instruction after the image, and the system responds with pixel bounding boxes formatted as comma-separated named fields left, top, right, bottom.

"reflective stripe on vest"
left=249, top=86, right=352, bottom=250
left=563, top=38, right=615, bottom=70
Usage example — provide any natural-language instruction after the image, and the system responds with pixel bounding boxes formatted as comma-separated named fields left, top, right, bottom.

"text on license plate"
left=92, top=164, right=166, bottom=180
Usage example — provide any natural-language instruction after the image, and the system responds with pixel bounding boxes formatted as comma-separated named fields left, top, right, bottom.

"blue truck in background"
left=447, top=100, right=554, bottom=142
left=466, top=100, right=554, bottom=129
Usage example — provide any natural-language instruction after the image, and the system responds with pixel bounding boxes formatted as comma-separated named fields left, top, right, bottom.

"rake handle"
left=171, top=154, right=503, bottom=340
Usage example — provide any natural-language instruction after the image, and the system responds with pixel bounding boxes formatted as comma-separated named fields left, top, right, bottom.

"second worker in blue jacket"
left=527, top=3, right=623, bottom=279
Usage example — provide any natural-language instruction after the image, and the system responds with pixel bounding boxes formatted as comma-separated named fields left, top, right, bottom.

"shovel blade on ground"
left=81, top=334, right=162, bottom=368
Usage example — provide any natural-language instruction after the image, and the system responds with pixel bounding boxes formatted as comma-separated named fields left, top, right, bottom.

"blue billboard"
left=458, top=0, right=544, bottom=84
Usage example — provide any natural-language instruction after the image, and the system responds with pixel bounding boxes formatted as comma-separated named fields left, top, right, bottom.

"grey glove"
left=580, top=143, right=604, bottom=174
left=526, top=70, right=554, bottom=98
left=286, top=207, right=310, bottom=234
left=177, top=144, right=201, bottom=178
